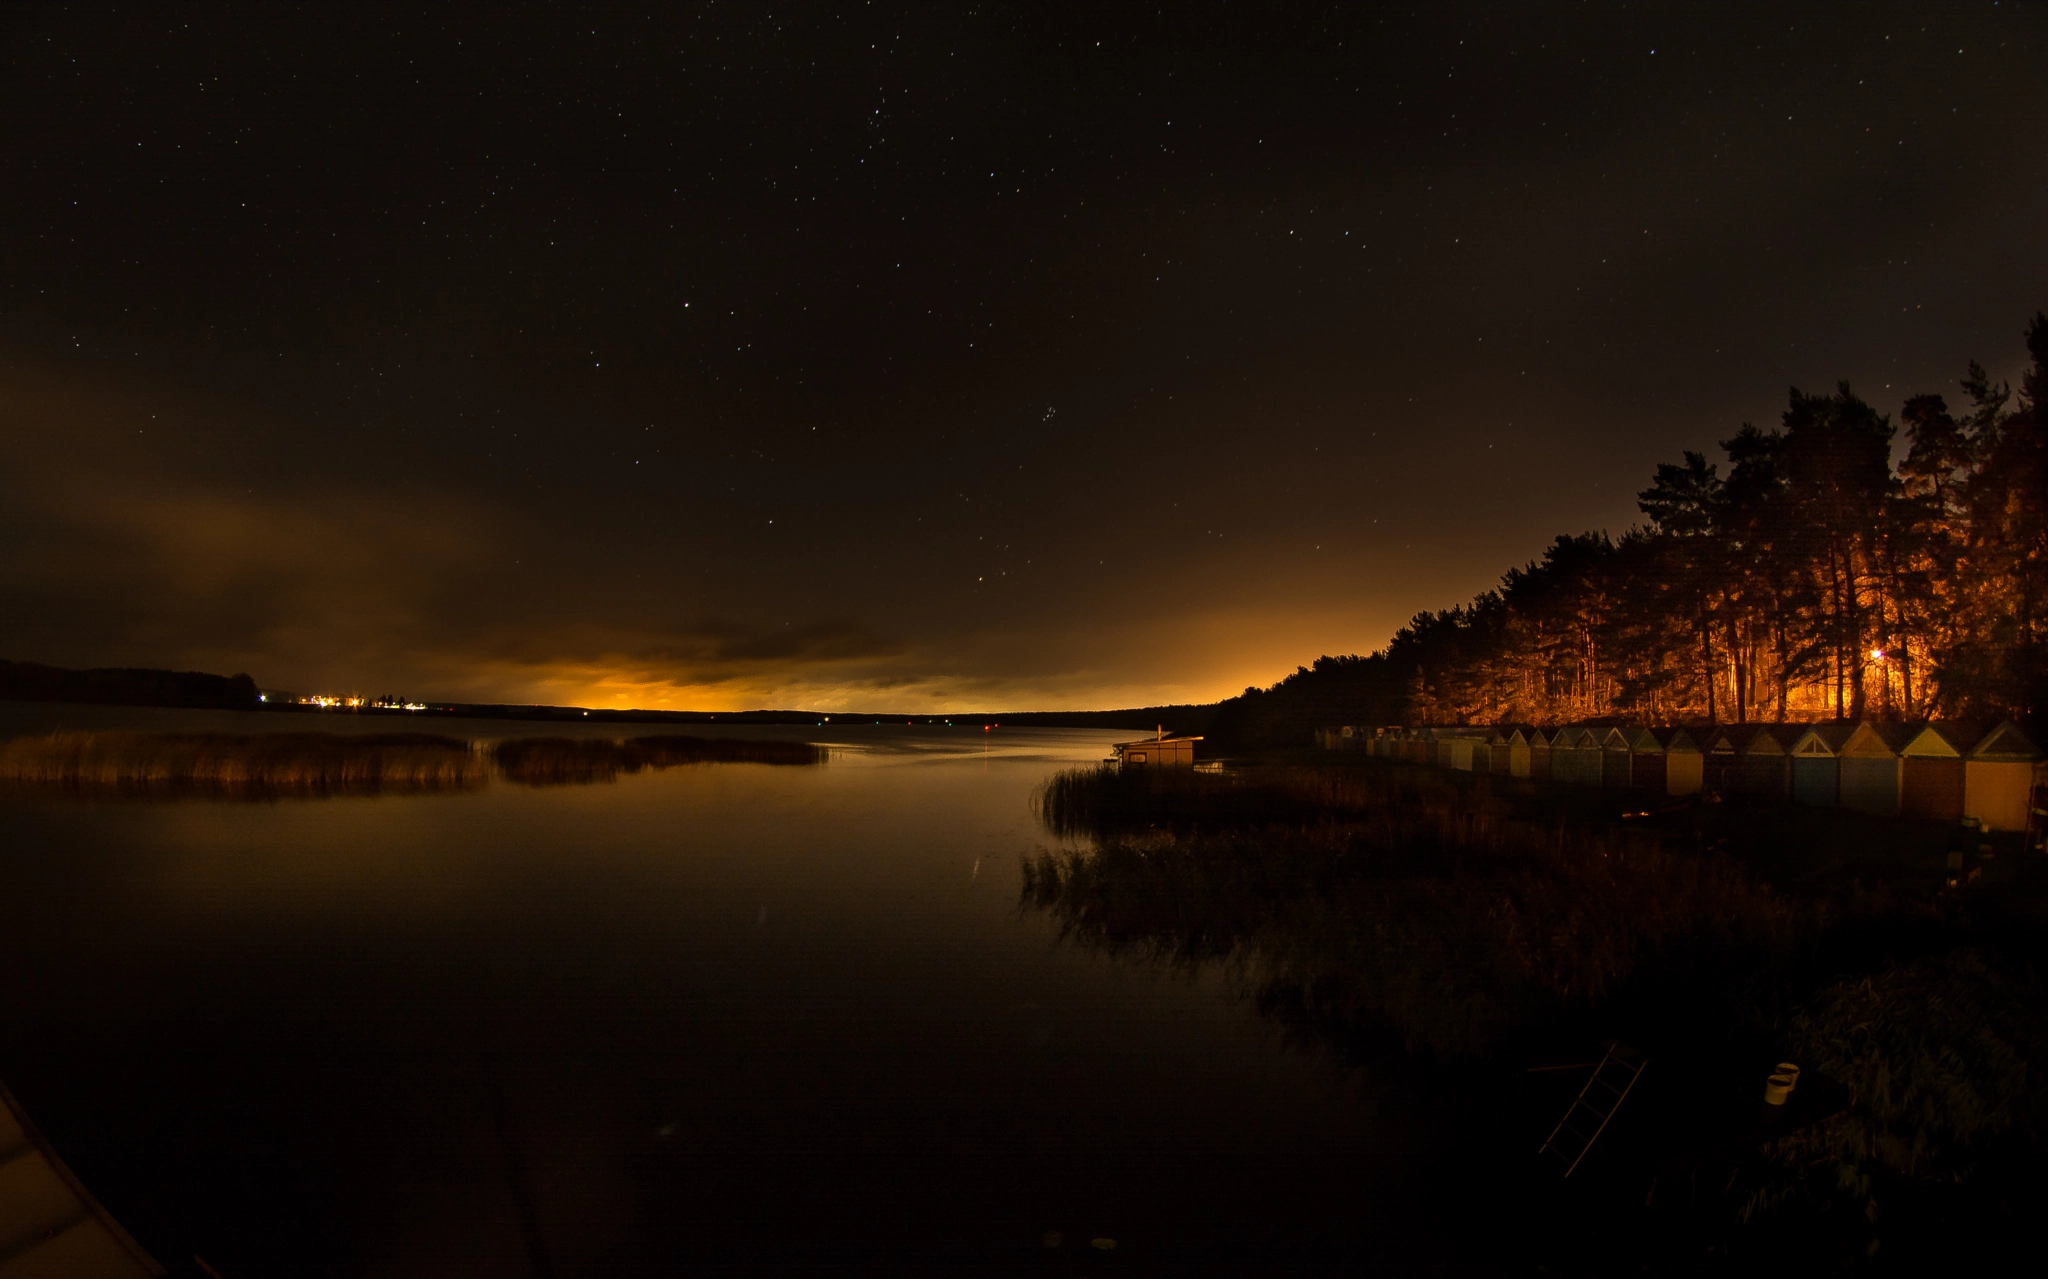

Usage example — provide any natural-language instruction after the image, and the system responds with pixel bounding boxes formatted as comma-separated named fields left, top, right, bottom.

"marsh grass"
left=1024, top=825, right=1792, bottom=1061
left=490, top=734, right=826, bottom=785
left=1035, top=758, right=1507, bottom=841
left=0, top=730, right=486, bottom=794
left=1025, top=762, right=1795, bottom=1060
left=0, top=729, right=828, bottom=796
left=1028, top=760, right=2048, bottom=1266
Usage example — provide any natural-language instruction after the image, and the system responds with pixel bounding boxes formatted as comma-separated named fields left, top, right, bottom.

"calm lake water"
left=0, top=706, right=1462, bottom=1276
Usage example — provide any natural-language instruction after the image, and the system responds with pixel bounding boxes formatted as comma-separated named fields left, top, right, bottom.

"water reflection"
left=0, top=730, right=823, bottom=798
left=0, top=721, right=1443, bottom=1275
left=490, top=734, right=825, bottom=786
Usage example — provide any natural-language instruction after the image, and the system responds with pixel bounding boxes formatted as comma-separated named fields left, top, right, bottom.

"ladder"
left=1538, top=1042, right=1647, bottom=1177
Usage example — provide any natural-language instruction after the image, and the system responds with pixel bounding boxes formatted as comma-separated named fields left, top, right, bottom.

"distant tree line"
left=1216, top=314, right=2048, bottom=747
left=0, top=660, right=261, bottom=710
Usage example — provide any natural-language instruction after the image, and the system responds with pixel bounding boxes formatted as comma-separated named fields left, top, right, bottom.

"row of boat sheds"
left=1315, top=721, right=2046, bottom=833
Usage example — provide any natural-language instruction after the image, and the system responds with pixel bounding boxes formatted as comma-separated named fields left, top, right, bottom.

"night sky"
left=4, top=2, right=2044, bottom=711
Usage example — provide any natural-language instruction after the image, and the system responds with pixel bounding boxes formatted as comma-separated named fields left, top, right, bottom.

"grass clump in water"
left=1024, top=780, right=1792, bottom=1060
left=0, top=730, right=486, bottom=794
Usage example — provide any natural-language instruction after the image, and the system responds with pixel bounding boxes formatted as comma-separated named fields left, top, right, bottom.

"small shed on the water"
left=1790, top=723, right=1855, bottom=808
left=1488, top=727, right=1514, bottom=775
left=1736, top=724, right=1802, bottom=798
left=1660, top=728, right=1705, bottom=795
left=1839, top=722, right=1913, bottom=816
left=1527, top=727, right=1556, bottom=781
left=1112, top=734, right=1201, bottom=769
left=1599, top=727, right=1634, bottom=788
left=1900, top=723, right=1971, bottom=822
left=1966, top=720, right=2041, bottom=831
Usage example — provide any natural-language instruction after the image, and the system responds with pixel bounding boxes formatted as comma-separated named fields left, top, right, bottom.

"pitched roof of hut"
left=1438, top=725, right=1491, bottom=741
left=1646, top=725, right=1702, bottom=752
left=1739, top=723, right=1806, bottom=756
left=1842, top=721, right=1915, bottom=758
left=1623, top=726, right=1665, bottom=753
left=1969, top=720, right=2041, bottom=760
left=1111, top=734, right=1203, bottom=750
left=1901, top=722, right=1975, bottom=758
left=1790, top=722, right=1857, bottom=757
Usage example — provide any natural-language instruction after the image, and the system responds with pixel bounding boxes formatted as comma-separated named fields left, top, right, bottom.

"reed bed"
left=0, top=730, right=487, bottom=794
left=1025, top=763, right=1794, bottom=1060
left=491, top=734, right=827, bottom=786
left=0, top=729, right=829, bottom=796
left=1035, top=759, right=1512, bottom=844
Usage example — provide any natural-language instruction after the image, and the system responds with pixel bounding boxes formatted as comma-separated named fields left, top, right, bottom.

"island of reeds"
left=0, top=731, right=488, bottom=795
left=0, top=730, right=824, bottom=796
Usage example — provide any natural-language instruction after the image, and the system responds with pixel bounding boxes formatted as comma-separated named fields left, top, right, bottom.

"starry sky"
left=3, top=2, right=2045, bottom=711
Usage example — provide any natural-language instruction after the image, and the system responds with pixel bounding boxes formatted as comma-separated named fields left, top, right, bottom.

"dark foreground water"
left=0, top=706, right=1461, bottom=1277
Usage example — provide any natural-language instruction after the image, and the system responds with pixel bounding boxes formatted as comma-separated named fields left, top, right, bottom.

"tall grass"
left=1035, top=760, right=1508, bottom=842
left=0, top=730, right=486, bottom=794
left=490, top=734, right=826, bottom=785
left=0, top=730, right=828, bottom=795
left=1731, top=949, right=2048, bottom=1264
left=1025, top=763, right=1795, bottom=1060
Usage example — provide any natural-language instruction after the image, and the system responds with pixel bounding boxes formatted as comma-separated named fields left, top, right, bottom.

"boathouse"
left=1112, top=734, right=1201, bottom=769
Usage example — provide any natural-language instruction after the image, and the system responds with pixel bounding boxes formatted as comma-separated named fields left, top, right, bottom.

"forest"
left=1216, top=315, right=2048, bottom=748
left=0, top=660, right=261, bottom=711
